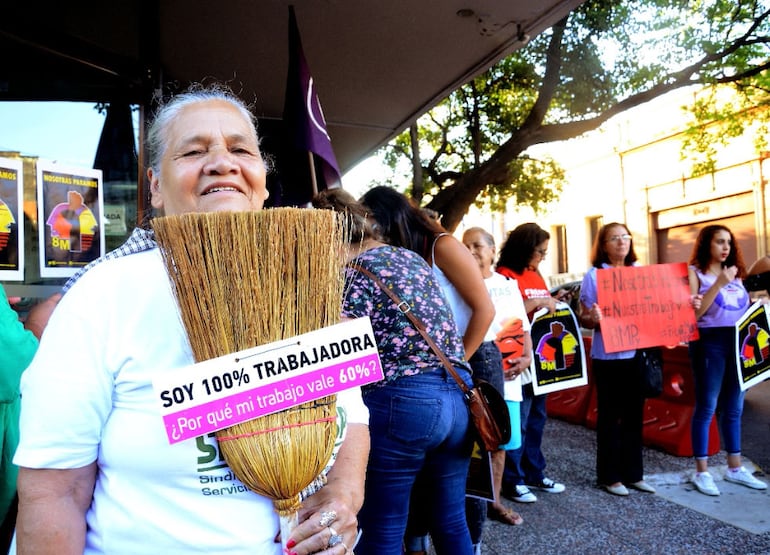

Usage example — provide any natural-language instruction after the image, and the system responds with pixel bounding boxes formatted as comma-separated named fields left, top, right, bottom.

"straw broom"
left=152, top=208, right=346, bottom=547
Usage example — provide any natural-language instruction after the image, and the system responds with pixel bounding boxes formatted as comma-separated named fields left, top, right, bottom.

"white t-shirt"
left=14, top=249, right=368, bottom=555
left=483, top=272, right=529, bottom=400
left=483, top=272, right=530, bottom=341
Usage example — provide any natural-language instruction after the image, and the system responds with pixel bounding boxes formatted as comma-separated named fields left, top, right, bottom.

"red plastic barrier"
left=642, top=398, right=720, bottom=456
left=548, top=340, right=721, bottom=456
left=546, top=383, right=593, bottom=425
left=641, top=344, right=720, bottom=456
left=584, top=381, right=598, bottom=429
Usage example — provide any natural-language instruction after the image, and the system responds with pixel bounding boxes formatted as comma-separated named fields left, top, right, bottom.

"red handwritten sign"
left=596, top=263, right=698, bottom=353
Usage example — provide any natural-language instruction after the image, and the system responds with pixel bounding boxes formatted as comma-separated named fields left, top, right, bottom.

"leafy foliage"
left=378, top=0, right=770, bottom=230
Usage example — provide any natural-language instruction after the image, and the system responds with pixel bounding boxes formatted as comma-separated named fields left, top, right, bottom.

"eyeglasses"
left=607, top=234, right=632, bottom=243
left=535, top=248, right=548, bottom=257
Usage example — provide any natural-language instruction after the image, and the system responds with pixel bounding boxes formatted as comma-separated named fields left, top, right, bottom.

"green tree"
left=380, top=0, right=770, bottom=231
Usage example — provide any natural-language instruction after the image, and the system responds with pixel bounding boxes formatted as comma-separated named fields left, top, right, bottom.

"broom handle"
left=280, top=512, right=299, bottom=551
left=348, top=264, right=472, bottom=396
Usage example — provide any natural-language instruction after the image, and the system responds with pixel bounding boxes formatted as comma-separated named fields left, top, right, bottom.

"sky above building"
left=0, top=102, right=107, bottom=167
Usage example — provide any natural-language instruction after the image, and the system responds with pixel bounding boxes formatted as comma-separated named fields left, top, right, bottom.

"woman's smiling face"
left=149, top=99, right=269, bottom=216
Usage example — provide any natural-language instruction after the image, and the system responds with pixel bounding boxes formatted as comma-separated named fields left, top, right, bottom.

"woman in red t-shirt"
left=496, top=223, right=566, bottom=504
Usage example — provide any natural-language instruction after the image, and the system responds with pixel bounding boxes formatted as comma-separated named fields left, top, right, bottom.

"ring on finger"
left=328, top=527, right=344, bottom=548
left=319, top=510, right=337, bottom=527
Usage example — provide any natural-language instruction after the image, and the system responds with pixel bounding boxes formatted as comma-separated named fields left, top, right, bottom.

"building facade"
left=460, top=86, right=769, bottom=288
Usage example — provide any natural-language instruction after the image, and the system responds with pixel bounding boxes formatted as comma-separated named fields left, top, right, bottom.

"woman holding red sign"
left=579, top=222, right=656, bottom=497
left=687, top=224, right=767, bottom=496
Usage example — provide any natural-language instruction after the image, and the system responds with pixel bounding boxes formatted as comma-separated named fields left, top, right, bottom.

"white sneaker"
left=692, top=471, right=720, bottom=496
left=510, top=485, right=537, bottom=503
left=724, top=466, right=768, bottom=490
left=527, top=477, right=566, bottom=493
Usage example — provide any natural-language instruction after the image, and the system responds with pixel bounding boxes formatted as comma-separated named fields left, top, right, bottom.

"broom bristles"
left=152, top=208, right=346, bottom=516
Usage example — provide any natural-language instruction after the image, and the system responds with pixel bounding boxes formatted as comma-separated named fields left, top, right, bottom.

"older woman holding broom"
left=13, top=84, right=369, bottom=555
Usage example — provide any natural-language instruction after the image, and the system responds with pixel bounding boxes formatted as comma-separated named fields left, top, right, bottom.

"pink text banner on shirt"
left=596, top=262, right=699, bottom=353
left=152, top=317, right=383, bottom=444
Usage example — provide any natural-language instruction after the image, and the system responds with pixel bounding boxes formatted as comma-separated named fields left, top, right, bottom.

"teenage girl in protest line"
left=687, top=224, right=768, bottom=496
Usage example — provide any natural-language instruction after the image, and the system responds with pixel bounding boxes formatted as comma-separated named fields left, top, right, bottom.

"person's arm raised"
left=689, top=266, right=735, bottom=320
left=16, top=463, right=97, bottom=555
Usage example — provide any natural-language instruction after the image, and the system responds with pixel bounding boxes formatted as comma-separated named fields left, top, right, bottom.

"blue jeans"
left=503, top=383, right=548, bottom=487
left=406, top=342, right=503, bottom=548
left=689, top=327, right=745, bottom=458
left=357, top=369, right=474, bottom=555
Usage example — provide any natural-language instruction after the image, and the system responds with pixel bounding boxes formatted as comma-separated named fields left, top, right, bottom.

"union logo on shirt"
left=715, top=282, right=749, bottom=312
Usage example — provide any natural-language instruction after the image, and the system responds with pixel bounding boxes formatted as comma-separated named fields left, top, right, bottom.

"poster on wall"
left=0, top=157, right=24, bottom=281
left=530, top=302, right=587, bottom=395
left=735, top=301, right=770, bottom=391
left=36, top=161, right=104, bottom=278
left=596, top=263, right=699, bottom=353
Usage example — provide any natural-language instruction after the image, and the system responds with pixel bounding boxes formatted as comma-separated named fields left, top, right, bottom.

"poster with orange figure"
left=37, top=161, right=104, bottom=278
left=0, top=157, right=24, bottom=281
left=529, top=302, right=587, bottom=395
left=596, top=263, right=698, bottom=353
left=494, top=317, right=525, bottom=366
left=735, top=301, right=770, bottom=391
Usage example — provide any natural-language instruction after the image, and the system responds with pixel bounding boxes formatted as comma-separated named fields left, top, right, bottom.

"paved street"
left=479, top=379, right=770, bottom=555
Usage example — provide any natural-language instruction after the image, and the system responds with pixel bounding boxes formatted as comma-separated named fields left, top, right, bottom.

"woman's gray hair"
left=146, top=83, right=272, bottom=176
left=463, top=226, right=495, bottom=249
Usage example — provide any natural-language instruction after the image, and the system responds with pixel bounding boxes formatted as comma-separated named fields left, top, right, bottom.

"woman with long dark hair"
left=360, top=186, right=494, bottom=554
left=687, top=224, right=766, bottom=496
left=359, top=187, right=493, bottom=361
left=496, top=223, right=566, bottom=503
left=315, top=189, right=476, bottom=554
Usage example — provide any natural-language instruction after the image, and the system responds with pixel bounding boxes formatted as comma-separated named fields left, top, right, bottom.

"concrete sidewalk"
left=479, top=380, right=770, bottom=555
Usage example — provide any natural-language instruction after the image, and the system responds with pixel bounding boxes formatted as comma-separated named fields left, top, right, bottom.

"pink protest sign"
left=596, top=263, right=698, bottom=353
left=153, top=318, right=383, bottom=444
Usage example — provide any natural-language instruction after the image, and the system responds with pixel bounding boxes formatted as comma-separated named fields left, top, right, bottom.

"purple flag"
left=283, top=6, right=341, bottom=195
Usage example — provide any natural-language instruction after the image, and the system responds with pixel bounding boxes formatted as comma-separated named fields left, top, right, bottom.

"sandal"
left=487, top=505, right=524, bottom=526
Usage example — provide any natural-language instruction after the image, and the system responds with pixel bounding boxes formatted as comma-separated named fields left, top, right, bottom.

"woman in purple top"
left=313, top=190, right=475, bottom=555
left=687, top=224, right=767, bottom=496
